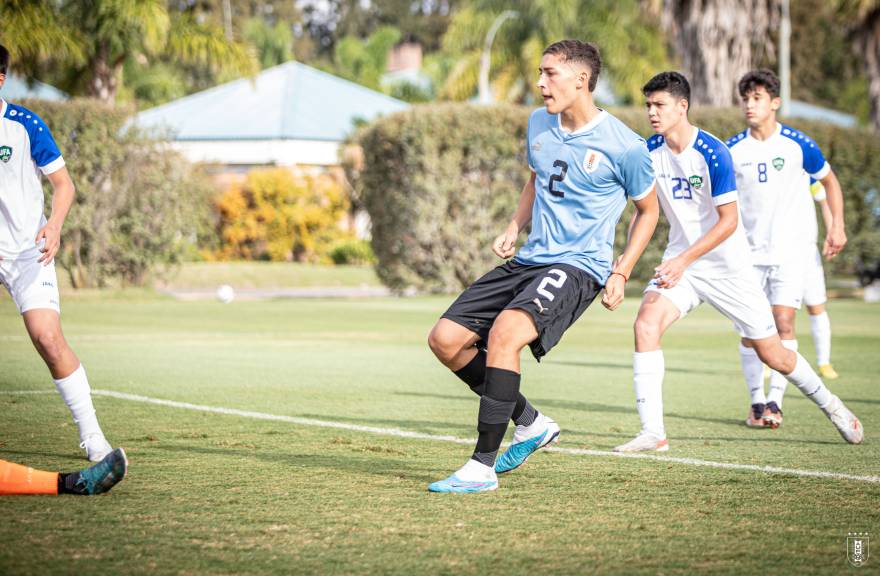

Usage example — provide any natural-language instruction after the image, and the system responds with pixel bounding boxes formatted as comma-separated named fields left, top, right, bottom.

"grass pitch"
left=0, top=290, right=877, bottom=575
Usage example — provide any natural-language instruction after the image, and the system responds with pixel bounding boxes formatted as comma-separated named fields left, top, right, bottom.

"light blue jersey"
left=515, top=109, right=655, bottom=283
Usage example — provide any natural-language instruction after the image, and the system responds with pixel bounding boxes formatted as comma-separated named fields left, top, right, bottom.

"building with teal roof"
left=133, top=61, right=408, bottom=168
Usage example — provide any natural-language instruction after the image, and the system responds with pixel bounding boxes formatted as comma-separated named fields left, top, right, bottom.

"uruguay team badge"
left=848, top=532, right=870, bottom=567
left=0, top=145, right=11, bottom=163
left=772, top=156, right=785, bottom=170
left=582, top=149, right=603, bottom=174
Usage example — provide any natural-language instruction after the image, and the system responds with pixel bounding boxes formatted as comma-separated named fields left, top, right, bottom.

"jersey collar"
left=557, top=109, right=608, bottom=136
left=664, top=125, right=700, bottom=157
left=747, top=121, right=782, bottom=143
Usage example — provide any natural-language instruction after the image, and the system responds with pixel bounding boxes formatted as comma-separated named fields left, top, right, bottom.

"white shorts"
left=802, top=245, right=827, bottom=306
left=644, top=269, right=778, bottom=340
left=0, top=254, right=61, bottom=314
left=754, top=256, right=807, bottom=309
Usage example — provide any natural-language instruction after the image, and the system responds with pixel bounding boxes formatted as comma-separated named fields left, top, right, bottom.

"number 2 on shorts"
left=536, top=269, right=568, bottom=301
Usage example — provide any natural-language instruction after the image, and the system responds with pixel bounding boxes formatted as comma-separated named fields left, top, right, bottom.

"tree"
left=653, top=0, right=780, bottom=106
left=438, top=0, right=669, bottom=105
left=839, top=0, right=880, bottom=130
left=3, top=0, right=258, bottom=104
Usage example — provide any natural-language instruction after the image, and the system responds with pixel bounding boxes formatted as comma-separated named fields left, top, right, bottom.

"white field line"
left=4, top=389, right=879, bottom=484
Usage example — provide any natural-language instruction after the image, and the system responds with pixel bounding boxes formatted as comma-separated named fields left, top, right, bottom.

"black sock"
left=453, top=348, right=487, bottom=395
left=58, top=471, right=83, bottom=495
left=472, top=367, right=520, bottom=467
left=512, top=397, right=538, bottom=427
left=455, top=350, right=536, bottom=426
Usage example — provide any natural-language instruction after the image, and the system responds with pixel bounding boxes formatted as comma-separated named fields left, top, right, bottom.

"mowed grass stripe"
left=5, top=388, right=876, bottom=484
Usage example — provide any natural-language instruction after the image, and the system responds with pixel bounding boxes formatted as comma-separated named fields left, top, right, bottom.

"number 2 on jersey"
left=548, top=160, right=568, bottom=198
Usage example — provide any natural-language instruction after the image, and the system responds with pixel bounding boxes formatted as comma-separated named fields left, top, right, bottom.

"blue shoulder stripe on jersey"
left=646, top=134, right=665, bottom=152
left=694, top=130, right=737, bottom=197
left=779, top=123, right=827, bottom=175
left=725, top=128, right=748, bottom=149
left=3, top=103, right=62, bottom=169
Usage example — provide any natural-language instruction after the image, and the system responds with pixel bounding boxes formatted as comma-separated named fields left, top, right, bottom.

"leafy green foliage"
left=22, top=98, right=216, bottom=288
left=349, top=103, right=880, bottom=291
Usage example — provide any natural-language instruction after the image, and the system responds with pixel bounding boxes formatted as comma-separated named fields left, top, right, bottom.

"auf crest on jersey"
left=582, top=149, right=603, bottom=173
left=0, top=145, right=11, bottom=163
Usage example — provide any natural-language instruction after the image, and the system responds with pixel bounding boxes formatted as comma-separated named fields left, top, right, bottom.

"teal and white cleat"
left=495, top=414, right=560, bottom=474
left=75, top=447, right=128, bottom=495
left=428, top=459, right=498, bottom=493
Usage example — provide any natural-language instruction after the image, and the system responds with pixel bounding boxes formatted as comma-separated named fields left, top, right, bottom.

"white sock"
left=767, top=339, right=798, bottom=407
left=53, top=364, right=104, bottom=441
left=458, top=458, right=497, bottom=481
left=810, top=312, right=832, bottom=366
left=739, top=343, right=766, bottom=405
left=784, top=353, right=833, bottom=408
left=633, top=350, right=665, bottom=438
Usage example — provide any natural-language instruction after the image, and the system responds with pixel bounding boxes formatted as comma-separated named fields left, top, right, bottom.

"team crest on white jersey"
left=0, top=146, right=11, bottom=163
left=688, top=175, right=703, bottom=189
left=772, top=157, right=785, bottom=170
left=582, top=149, right=604, bottom=173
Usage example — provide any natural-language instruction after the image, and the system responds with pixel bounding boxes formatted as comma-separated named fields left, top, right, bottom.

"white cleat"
left=80, top=434, right=114, bottom=462
left=822, top=395, right=864, bottom=444
left=613, top=432, right=669, bottom=453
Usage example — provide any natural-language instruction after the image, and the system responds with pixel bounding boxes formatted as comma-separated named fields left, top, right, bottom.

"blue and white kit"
left=645, top=128, right=776, bottom=340
left=0, top=98, right=65, bottom=313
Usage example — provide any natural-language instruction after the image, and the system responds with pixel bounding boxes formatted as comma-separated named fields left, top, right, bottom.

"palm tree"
left=2, top=0, right=258, bottom=104
left=838, top=0, right=880, bottom=130
left=438, top=0, right=668, bottom=105
left=653, top=0, right=781, bottom=106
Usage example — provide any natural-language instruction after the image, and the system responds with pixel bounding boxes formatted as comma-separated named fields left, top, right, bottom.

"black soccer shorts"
left=441, top=260, right=602, bottom=360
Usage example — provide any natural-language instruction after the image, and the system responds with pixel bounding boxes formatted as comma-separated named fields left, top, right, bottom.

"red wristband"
left=609, top=271, right=628, bottom=283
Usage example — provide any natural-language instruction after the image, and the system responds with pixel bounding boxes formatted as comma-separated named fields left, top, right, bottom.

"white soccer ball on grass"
left=215, top=284, right=235, bottom=304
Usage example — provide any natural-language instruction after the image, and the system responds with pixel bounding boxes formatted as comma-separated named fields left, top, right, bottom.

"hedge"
left=346, top=103, right=880, bottom=292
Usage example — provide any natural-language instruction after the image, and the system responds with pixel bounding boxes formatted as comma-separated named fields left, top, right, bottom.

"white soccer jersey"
left=0, top=99, right=65, bottom=260
left=726, top=123, right=829, bottom=266
left=647, top=128, right=752, bottom=277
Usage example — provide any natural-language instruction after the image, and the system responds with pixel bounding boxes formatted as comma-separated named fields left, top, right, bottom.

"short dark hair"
left=543, top=40, right=602, bottom=92
left=0, top=44, right=8, bottom=76
left=738, top=69, right=780, bottom=98
left=642, top=71, right=691, bottom=104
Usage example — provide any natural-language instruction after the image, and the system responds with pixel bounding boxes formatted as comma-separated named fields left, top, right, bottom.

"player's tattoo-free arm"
left=36, top=167, right=75, bottom=265
left=602, top=187, right=659, bottom=311
left=653, top=200, right=738, bottom=289
left=818, top=170, right=847, bottom=258
left=493, top=171, right=536, bottom=259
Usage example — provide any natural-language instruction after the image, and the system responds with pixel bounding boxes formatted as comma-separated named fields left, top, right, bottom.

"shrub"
left=214, top=167, right=349, bottom=263
left=329, top=238, right=375, bottom=265
left=22, top=98, right=216, bottom=288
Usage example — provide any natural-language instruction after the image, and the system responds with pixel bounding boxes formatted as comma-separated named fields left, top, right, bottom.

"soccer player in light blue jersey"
left=614, top=72, right=862, bottom=453
left=426, top=40, right=660, bottom=493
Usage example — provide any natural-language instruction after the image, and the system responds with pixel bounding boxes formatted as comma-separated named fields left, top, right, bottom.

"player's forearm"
left=510, top=175, right=536, bottom=231
left=46, top=169, right=75, bottom=229
left=676, top=204, right=738, bottom=266
left=614, top=194, right=659, bottom=277
left=819, top=199, right=833, bottom=232
left=820, top=172, right=845, bottom=233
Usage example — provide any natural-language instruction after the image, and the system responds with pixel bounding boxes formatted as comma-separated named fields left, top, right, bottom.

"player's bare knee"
left=427, top=325, right=458, bottom=364
left=633, top=316, right=662, bottom=349
left=33, top=330, right=66, bottom=365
